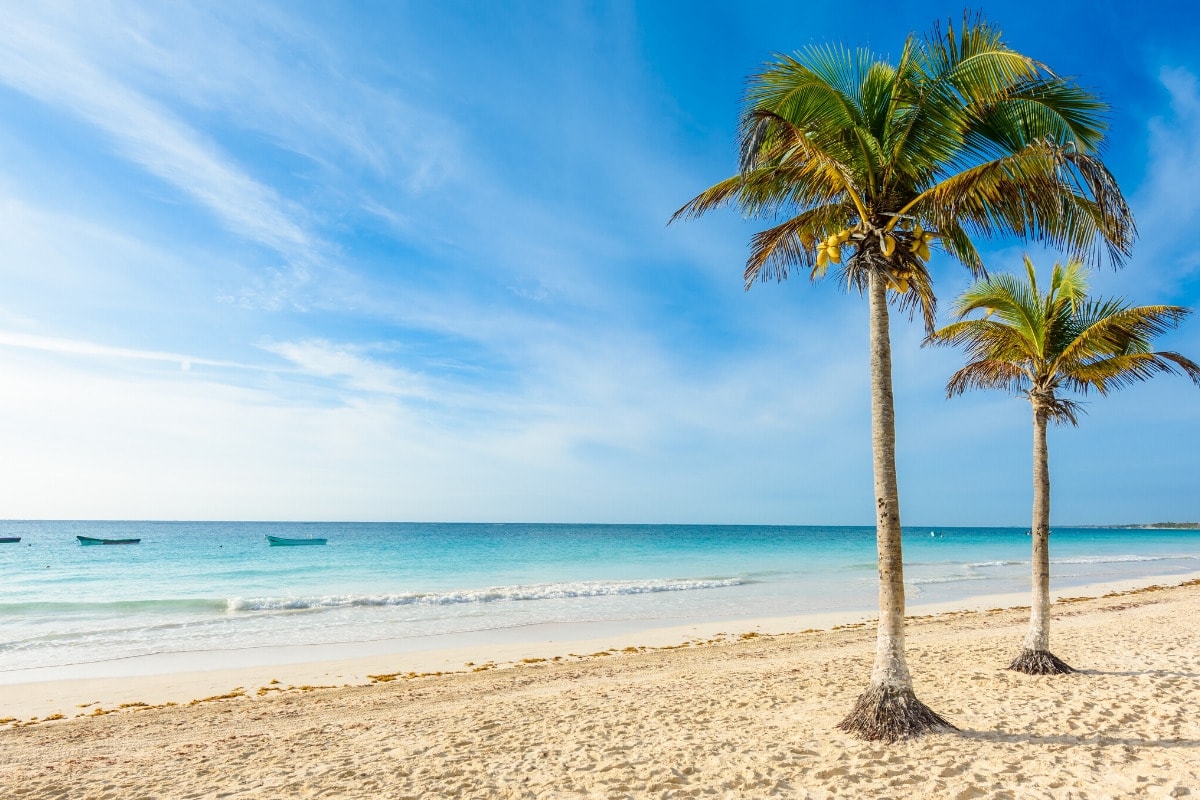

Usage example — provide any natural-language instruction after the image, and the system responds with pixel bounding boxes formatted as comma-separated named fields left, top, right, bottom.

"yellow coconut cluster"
left=816, top=224, right=935, bottom=267
left=907, top=223, right=935, bottom=261
left=815, top=229, right=851, bottom=268
left=813, top=222, right=936, bottom=293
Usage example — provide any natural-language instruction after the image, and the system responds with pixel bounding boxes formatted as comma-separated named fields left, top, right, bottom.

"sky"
left=0, top=0, right=1198, bottom=525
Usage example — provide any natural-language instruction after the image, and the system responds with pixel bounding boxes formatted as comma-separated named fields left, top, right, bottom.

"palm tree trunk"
left=837, top=270, right=955, bottom=742
left=1009, top=400, right=1074, bottom=674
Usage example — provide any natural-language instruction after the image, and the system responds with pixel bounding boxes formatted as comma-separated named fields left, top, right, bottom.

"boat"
left=266, top=535, right=327, bottom=546
left=77, top=536, right=141, bottom=545
left=0, top=536, right=20, bottom=543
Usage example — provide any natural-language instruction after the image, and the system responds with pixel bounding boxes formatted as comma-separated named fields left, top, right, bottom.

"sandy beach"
left=2, top=578, right=1198, bottom=798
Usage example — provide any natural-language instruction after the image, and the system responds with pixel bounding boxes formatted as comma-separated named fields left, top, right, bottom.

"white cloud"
left=0, top=12, right=313, bottom=260
left=259, top=339, right=431, bottom=399
left=1098, top=65, right=1200, bottom=299
left=0, top=307, right=875, bottom=522
left=0, top=330, right=259, bottom=372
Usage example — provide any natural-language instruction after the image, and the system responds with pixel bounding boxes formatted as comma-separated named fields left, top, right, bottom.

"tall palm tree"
left=672, top=17, right=1134, bottom=741
left=928, top=258, right=1200, bottom=673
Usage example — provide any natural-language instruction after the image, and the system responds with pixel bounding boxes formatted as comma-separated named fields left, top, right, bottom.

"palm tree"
left=928, top=258, right=1200, bottom=673
left=671, top=16, right=1134, bottom=741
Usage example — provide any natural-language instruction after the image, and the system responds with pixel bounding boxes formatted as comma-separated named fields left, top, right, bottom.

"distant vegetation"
left=1117, top=522, right=1200, bottom=529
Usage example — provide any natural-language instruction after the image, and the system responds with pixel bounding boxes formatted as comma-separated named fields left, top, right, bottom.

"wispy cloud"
left=1109, top=65, right=1200, bottom=298
left=0, top=9, right=312, bottom=261
left=259, top=339, right=432, bottom=399
left=0, top=330, right=262, bottom=372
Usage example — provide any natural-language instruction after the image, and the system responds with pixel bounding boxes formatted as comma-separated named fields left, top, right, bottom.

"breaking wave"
left=227, top=577, right=745, bottom=613
left=1051, top=554, right=1195, bottom=565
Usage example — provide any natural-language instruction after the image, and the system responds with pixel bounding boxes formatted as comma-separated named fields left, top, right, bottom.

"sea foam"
left=227, top=577, right=744, bottom=613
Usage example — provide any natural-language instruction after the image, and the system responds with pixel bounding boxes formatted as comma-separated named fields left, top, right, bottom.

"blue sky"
left=0, top=1, right=1197, bottom=524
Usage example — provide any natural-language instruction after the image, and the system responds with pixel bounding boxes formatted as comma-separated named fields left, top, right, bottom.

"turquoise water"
left=1, top=521, right=1198, bottom=674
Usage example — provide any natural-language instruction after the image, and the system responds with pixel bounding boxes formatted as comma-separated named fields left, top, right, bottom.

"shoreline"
left=4, top=569, right=1197, bottom=723
left=3, top=577, right=1199, bottom=797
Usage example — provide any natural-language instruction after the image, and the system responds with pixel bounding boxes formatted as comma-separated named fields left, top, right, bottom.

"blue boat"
left=0, top=536, right=20, bottom=543
left=78, top=536, right=141, bottom=545
left=266, top=535, right=327, bottom=546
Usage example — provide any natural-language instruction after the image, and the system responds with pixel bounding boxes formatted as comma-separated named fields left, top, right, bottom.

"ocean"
left=2, top=521, right=1198, bottom=677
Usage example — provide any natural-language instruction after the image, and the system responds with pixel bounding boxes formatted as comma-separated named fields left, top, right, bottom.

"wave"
left=966, top=560, right=1025, bottom=569
left=227, top=577, right=745, bottom=612
left=908, top=574, right=989, bottom=586
left=1050, top=554, right=1196, bottom=565
left=0, top=598, right=229, bottom=616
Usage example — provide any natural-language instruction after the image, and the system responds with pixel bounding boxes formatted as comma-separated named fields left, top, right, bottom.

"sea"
left=2, top=521, right=1198, bottom=678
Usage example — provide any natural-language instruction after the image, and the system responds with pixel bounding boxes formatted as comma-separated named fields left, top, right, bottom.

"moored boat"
left=266, top=535, right=327, bottom=546
left=77, top=536, right=141, bottom=545
left=0, top=536, right=20, bottom=543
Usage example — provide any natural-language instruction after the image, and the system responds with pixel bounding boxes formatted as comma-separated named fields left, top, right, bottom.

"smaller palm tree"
left=928, top=257, right=1200, bottom=673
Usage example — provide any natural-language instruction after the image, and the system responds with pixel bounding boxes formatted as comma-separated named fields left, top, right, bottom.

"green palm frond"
left=918, top=15, right=1041, bottom=92
left=951, top=270, right=1044, bottom=353
left=670, top=161, right=846, bottom=224
left=957, top=77, right=1108, bottom=164
left=1055, top=302, right=1183, bottom=366
left=672, top=15, right=1135, bottom=337
left=739, top=110, right=871, bottom=219
left=1063, top=351, right=1200, bottom=395
left=929, top=260, right=1199, bottom=421
left=1048, top=259, right=1089, bottom=309
left=745, top=46, right=869, bottom=137
left=918, top=142, right=1133, bottom=266
left=902, top=18, right=1040, bottom=167
left=669, top=173, right=749, bottom=223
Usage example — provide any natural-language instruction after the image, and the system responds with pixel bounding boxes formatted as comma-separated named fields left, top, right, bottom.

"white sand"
left=2, top=576, right=1199, bottom=798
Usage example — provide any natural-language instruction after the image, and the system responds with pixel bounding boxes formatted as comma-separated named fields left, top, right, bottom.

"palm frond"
left=1063, top=351, right=1200, bottom=394
left=936, top=261, right=1200, bottom=416
left=743, top=48, right=867, bottom=162
left=740, top=109, right=871, bottom=218
left=890, top=253, right=938, bottom=333
left=670, top=160, right=849, bottom=225
left=932, top=219, right=985, bottom=275
left=1048, top=258, right=1089, bottom=310
left=670, top=173, right=751, bottom=224
left=926, top=317, right=1036, bottom=364
left=918, top=141, right=1133, bottom=268
left=960, top=79, right=1108, bottom=162
left=1057, top=303, right=1193, bottom=367
left=950, top=271, right=1045, bottom=355
left=899, top=15, right=1042, bottom=171
left=945, top=359, right=1028, bottom=397
left=744, top=205, right=849, bottom=285
left=1043, top=396, right=1084, bottom=426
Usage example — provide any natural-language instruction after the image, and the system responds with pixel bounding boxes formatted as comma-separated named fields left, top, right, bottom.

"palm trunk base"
left=1008, top=648, right=1074, bottom=675
left=836, top=685, right=957, bottom=743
